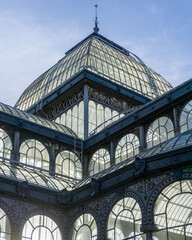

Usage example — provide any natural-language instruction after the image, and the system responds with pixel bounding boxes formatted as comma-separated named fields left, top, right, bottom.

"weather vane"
left=93, top=4, right=99, bottom=33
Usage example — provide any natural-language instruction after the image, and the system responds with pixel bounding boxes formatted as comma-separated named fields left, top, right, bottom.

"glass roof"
left=0, top=159, right=79, bottom=191
left=0, top=102, right=77, bottom=137
left=15, top=33, right=172, bottom=111
left=75, top=129, right=192, bottom=189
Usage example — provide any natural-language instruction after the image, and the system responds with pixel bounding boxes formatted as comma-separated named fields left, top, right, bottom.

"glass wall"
left=0, top=208, right=11, bottom=240
left=180, top=100, right=192, bottom=133
left=0, top=128, right=12, bottom=160
left=54, top=101, right=84, bottom=139
left=89, top=100, right=122, bottom=135
left=55, top=150, right=82, bottom=179
left=107, top=197, right=144, bottom=240
left=22, top=215, right=62, bottom=240
left=20, top=139, right=50, bottom=171
left=71, top=213, right=97, bottom=240
left=146, top=116, right=174, bottom=148
left=154, top=180, right=192, bottom=240
left=88, top=148, right=110, bottom=176
left=115, top=133, right=140, bottom=164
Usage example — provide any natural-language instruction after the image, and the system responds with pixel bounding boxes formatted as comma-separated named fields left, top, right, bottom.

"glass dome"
left=15, top=32, right=172, bottom=111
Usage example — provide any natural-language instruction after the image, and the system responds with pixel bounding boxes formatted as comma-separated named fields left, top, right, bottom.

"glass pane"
left=22, top=215, right=62, bottom=240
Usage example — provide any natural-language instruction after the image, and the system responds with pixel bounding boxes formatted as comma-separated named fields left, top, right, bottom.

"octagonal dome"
left=15, top=32, right=172, bottom=111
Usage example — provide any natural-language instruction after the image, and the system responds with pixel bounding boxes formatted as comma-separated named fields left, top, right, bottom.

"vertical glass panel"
left=55, top=150, right=82, bottom=180
left=107, top=197, right=142, bottom=240
left=88, top=100, right=123, bottom=135
left=89, top=100, right=97, bottom=134
left=0, top=128, right=12, bottom=160
left=180, top=100, right=192, bottom=133
left=97, top=104, right=104, bottom=126
left=71, top=213, right=97, bottom=240
left=115, top=133, right=140, bottom=164
left=20, top=139, right=50, bottom=171
left=88, top=148, right=110, bottom=176
left=0, top=208, right=11, bottom=240
left=146, top=117, right=174, bottom=148
left=22, top=215, right=62, bottom=240
left=54, top=101, right=84, bottom=139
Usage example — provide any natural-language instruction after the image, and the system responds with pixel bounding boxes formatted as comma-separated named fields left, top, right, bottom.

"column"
left=173, top=107, right=180, bottom=136
left=139, top=125, right=145, bottom=152
left=11, top=131, right=20, bottom=161
left=84, top=84, right=89, bottom=140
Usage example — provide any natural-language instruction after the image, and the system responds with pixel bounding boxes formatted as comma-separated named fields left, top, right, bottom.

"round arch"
left=55, top=150, right=82, bottom=179
left=103, top=191, right=146, bottom=240
left=115, top=133, right=140, bottom=164
left=69, top=207, right=101, bottom=240
left=22, top=215, right=62, bottom=240
left=0, top=128, right=12, bottom=160
left=146, top=116, right=174, bottom=148
left=152, top=179, right=192, bottom=239
left=18, top=207, right=64, bottom=240
left=19, top=139, right=50, bottom=171
left=180, top=100, right=192, bottom=133
left=88, top=148, right=110, bottom=176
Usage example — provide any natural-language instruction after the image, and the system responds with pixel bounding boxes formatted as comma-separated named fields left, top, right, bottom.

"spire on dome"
left=93, top=4, right=99, bottom=33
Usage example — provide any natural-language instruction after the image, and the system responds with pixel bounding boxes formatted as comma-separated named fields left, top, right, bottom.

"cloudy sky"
left=0, top=0, right=192, bottom=106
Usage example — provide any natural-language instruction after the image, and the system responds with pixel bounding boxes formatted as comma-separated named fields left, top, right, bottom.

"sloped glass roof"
left=0, top=102, right=76, bottom=137
left=0, top=159, right=78, bottom=191
left=15, top=33, right=172, bottom=111
left=75, top=129, right=192, bottom=189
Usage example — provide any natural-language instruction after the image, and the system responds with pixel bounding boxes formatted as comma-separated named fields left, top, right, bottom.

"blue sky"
left=0, top=0, right=192, bottom=106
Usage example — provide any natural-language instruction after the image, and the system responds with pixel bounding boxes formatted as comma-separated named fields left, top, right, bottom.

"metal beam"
left=84, top=78, right=192, bottom=150
left=27, top=70, right=151, bottom=115
left=0, top=112, right=82, bottom=150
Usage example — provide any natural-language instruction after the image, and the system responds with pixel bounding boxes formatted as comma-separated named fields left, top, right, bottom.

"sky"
left=0, top=0, right=192, bottom=107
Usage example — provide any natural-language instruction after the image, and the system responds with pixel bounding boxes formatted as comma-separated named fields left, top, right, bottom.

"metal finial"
left=93, top=4, right=99, bottom=33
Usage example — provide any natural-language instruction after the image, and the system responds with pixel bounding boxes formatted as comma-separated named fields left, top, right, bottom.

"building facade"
left=0, top=31, right=191, bottom=240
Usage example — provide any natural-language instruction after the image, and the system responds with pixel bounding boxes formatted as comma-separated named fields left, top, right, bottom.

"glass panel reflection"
left=22, top=215, right=62, bottom=240
left=0, top=208, right=11, bottom=240
left=180, top=100, right=192, bottom=133
left=154, top=180, right=192, bottom=239
left=0, top=128, right=12, bottom=160
left=89, top=148, right=110, bottom=176
left=55, top=150, right=82, bottom=180
left=20, top=139, right=50, bottom=171
left=71, top=213, right=97, bottom=240
left=15, top=34, right=172, bottom=111
left=54, top=101, right=84, bottom=139
left=115, top=133, right=140, bottom=164
left=107, top=197, right=143, bottom=240
left=147, top=116, right=174, bottom=148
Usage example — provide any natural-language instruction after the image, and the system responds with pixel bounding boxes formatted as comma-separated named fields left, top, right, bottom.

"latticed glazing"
left=15, top=33, right=172, bottom=111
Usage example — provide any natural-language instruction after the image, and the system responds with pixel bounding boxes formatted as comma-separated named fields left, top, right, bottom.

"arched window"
left=146, top=116, right=174, bottom=148
left=55, top=150, right=82, bottom=179
left=0, top=128, right=12, bottom=160
left=154, top=180, right=192, bottom=239
left=20, top=139, right=50, bottom=170
left=22, top=215, right=62, bottom=240
left=180, top=100, right=192, bottom=133
left=71, top=213, right=97, bottom=240
left=107, top=197, right=144, bottom=240
left=88, top=148, right=110, bottom=176
left=115, top=133, right=140, bottom=164
left=0, top=208, right=11, bottom=240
